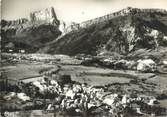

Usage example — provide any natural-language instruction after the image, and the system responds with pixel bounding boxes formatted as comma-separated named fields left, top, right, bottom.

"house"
left=5, top=42, right=15, bottom=53
left=19, top=49, right=25, bottom=53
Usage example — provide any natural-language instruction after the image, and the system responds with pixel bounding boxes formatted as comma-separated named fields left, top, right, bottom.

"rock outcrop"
left=30, top=7, right=60, bottom=26
left=59, top=21, right=80, bottom=34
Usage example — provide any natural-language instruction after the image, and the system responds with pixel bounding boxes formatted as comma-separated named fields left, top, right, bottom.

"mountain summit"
left=30, top=7, right=60, bottom=26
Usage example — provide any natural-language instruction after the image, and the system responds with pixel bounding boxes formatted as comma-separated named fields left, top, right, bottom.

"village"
left=1, top=53, right=167, bottom=117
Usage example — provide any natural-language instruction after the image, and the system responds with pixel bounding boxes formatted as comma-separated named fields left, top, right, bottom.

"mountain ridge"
left=1, top=7, right=167, bottom=56
left=39, top=7, right=167, bottom=56
left=62, top=7, right=167, bottom=33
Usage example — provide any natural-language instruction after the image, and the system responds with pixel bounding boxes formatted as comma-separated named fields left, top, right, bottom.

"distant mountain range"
left=1, top=7, right=167, bottom=57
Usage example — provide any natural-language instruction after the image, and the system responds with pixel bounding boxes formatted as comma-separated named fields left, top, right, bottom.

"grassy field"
left=59, top=65, right=158, bottom=86
left=1, top=59, right=166, bottom=87
left=1, top=63, right=56, bottom=80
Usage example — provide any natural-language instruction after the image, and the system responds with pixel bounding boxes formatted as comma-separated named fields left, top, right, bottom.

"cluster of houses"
left=1, top=71, right=166, bottom=117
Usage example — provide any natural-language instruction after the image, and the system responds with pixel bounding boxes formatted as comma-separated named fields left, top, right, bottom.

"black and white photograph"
left=0, top=0, right=167, bottom=116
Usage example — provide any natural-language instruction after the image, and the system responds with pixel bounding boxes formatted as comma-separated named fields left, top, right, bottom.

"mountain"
left=39, top=7, right=167, bottom=56
left=1, top=7, right=167, bottom=56
left=1, top=7, right=61, bottom=53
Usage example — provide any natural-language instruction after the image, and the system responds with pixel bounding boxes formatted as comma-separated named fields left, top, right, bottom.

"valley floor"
left=1, top=53, right=167, bottom=117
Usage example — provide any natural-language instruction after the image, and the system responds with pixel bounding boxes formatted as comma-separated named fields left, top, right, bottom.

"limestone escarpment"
left=79, top=7, right=167, bottom=28
left=62, top=7, right=167, bottom=34
left=30, top=7, right=60, bottom=26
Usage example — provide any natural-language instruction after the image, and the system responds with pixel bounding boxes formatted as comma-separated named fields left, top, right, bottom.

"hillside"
left=39, top=7, right=167, bottom=56
left=1, top=7, right=61, bottom=53
left=1, top=7, right=167, bottom=56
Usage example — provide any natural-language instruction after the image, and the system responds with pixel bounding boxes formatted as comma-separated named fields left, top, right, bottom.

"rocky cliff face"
left=30, top=7, right=60, bottom=26
left=59, top=21, right=80, bottom=34
left=1, top=7, right=61, bottom=53
left=60, top=7, right=167, bottom=34
left=39, top=7, right=167, bottom=56
left=79, top=7, right=167, bottom=28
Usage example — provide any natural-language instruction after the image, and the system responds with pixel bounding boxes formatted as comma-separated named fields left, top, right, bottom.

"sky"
left=1, top=0, right=167, bottom=23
